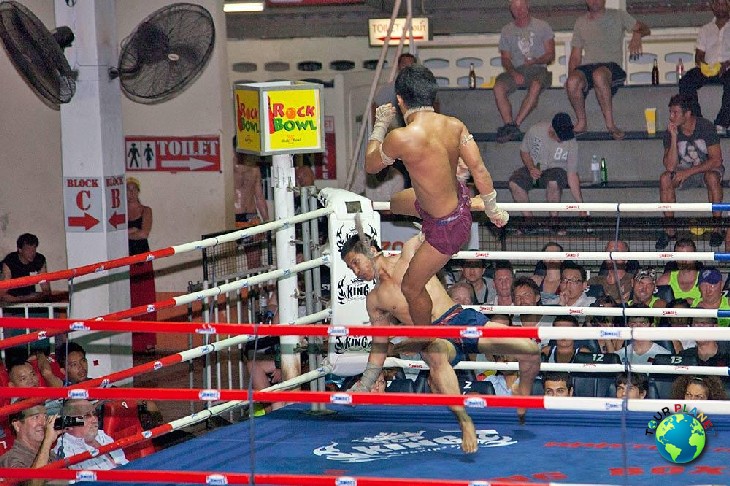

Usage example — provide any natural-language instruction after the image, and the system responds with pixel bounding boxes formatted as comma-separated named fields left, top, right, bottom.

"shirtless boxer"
left=341, top=234, right=540, bottom=453
left=365, top=64, right=509, bottom=332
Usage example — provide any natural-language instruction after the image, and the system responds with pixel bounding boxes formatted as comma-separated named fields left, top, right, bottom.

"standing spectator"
left=565, top=0, right=650, bottom=139
left=458, top=258, right=495, bottom=305
left=656, top=237, right=702, bottom=303
left=0, top=404, right=60, bottom=486
left=493, top=0, right=555, bottom=143
left=53, top=399, right=128, bottom=470
left=486, top=261, right=514, bottom=305
left=507, top=114, right=584, bottom=219
left=691, top=267, right=730, bottom=326
left=679, top=0, right=730, bottom=135
left=587, top=240, right=634, bottom=303
left=1, top=233, right=53, bottom=363
left=657, top=94, right=725, bottom=249
left=127, top=177, right=157, bottom=354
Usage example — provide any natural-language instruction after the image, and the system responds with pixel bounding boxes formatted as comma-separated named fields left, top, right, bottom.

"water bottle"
left=468, top=63, right=477, bottom=89
left=676, top=58, right=684, bottom=83
left=591, top=155, right=601, bottom=185
left=600, top=157, right=608, bottom=186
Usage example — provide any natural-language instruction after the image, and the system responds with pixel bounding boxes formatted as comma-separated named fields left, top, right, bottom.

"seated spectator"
left=8, top=359, right=63, bottom=415
left=507, top=114, right=584, bottom=221
left=671, top=375, right=728, bottom=400
left=53, top=399, right=128, bottom=470
left=446, top=281, right=476, bottom=307
left=691, top=267, right=730, bottom=326
left=531, top=241, right=563, bottom=296
left=542, top=371, right=573, bottom=397
left=679, top=317, right=730, bottom=366
left=0, top=403, right=61, bottom=486
left=658, top=298, right=694, bottom=353
left=615, top=372, right=648, bottom=399
left=485, top=355, right=520, bottom=396
left=542, top=262, right=595, bottom=323
left=656, top=237, right=702, bottom=303
left=511, top=276, right=554, bottom=329
left=0, top=233, right=51, bottom=303
left=457, top=256, right=495, bottom=304
left=588, top=295, right=624, bottom=354
left=56, top=342, right=88, bottom=385
left=627, top=267, right=668, bottom=324
left=614, top=310, right=670, bottom=364
left=486, top=260, right=514, bottom=305
left=542, top=316, right=592, bottom=363
left=587, top=240, right=633, bottom=303
left=658, top=93, right=725, bottom=249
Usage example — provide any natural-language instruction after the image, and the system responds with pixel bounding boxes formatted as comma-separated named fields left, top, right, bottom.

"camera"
left=53, top=415, right=84, bottom=430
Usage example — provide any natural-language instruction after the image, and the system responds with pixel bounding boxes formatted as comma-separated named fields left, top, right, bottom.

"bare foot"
left=573, top=123, right=587, bottom=133
left=460, top=417, right=478, bottom=454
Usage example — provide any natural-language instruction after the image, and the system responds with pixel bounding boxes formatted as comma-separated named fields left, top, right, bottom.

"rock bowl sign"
left=234, top=81, right=325, bottom=156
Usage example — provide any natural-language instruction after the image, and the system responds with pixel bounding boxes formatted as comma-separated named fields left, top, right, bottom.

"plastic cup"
left=644, top=108, right=657, bottom=135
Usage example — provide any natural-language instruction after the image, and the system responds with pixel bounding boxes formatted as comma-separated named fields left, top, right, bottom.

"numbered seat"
left=572, top=352, right=622, bottom=397
left=461, top=380, right=495, bottom=395
left=651, top=354, right=698, bottom=399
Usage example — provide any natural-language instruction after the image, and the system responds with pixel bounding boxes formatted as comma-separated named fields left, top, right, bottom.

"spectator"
left=614, top=311, right=670, bottom=364
left=587, top=240, right=634, bottom=303
left=53, top=399, right=128, bottom=470
left=542, top=371, right=573, bottom=397
left=511, top=276, right=554, bottom=329
left=507, top=114, right=584, bottom=221
left=486, top=261, right=514, bottom=305
left=9, top=359, right=63, bottom=394
left=615, top=372, right=648, bottom=399
left=233, top=152, right=269, bottom=228
left=493, top=0, right=555, bottom=143
left=657, top=94, right=725, bottom=249
left=678, top=0, right=730, bottom=136
left=565, top=0, right=650, bottom=140
left=366, top=52, right=418, bottom=201
left=671, top=375, right=727, bottom=400
left=543, top=262, right=596, bottom=311
left=542, top=316, right=591, bottom=363
left=531, top=241, right=563, bottom=296
left=0, top=404, right=60, bottom=486
left=1, top=233, right=51, bottom=303
left=447, top=281, right=476, bottom=307
left=588, top=295, right=624, bottom=354
left=56, top=342, right=88, bottom=385
left=691, top=267, right=730, bottom=326
left=679, top=317, right=730, bottom=366
left=127, top=177, right=157, bottom=354
left=458, top=257, right=495, bottom=305
left=658, top=298, right=694, bottom=353
left=485, top=355, right=520, bottom=396
left=656, top=237, right=702, bottom=303
left=628, top=267, right=668, bottom=311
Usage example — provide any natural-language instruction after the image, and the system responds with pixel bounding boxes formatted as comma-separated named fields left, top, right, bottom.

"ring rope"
left=387, top=250, right=729, bottom=262
left=3, top=386, right=730, bottom=415
left=373, top=201, right=730, bottom=212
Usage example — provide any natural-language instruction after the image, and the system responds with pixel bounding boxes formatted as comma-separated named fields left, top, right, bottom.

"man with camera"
left=52, top=399, right=128, bottom=470
left=0, top=404, right=62, bottom=486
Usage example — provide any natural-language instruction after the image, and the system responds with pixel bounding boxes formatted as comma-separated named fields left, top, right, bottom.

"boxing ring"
left=1, top=188, right=730, bottom=485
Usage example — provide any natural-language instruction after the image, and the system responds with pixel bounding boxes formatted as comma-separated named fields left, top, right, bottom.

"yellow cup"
left=644, top=108, right=657, bottom=135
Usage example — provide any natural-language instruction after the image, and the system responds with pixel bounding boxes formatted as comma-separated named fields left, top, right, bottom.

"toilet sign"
left=125, top=135, right=221, bottom=172
left=64, top=177, right=103, bottom=233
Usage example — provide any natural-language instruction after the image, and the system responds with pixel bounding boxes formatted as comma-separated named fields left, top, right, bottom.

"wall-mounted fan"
left=110, top=3, right=216, bottom=104
left=0, top=1, right=76, bottom=109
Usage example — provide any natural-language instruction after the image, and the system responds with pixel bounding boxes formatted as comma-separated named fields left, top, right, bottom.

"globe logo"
left=655, top=413, right=706, bottom=463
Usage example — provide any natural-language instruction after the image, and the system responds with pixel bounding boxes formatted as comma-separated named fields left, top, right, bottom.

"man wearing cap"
left=628, top=267, right=667, bottom=325
left=691, top=267, right=730, bottom=326
left=508, top=113, right=585, bottom=220
left=0, top=404, right=61, bottom=486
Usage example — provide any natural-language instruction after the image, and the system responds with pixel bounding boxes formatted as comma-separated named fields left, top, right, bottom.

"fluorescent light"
left=224, top=2, right=264, bottom=12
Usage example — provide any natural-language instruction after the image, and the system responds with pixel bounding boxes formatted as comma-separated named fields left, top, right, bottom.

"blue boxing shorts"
left=433, top=304, right=487, bottom=365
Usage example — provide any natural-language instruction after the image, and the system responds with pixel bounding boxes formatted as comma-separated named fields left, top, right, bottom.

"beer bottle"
left=651, top=59, right=659, bottom=85
left=468, top=63, right=477, bottom=89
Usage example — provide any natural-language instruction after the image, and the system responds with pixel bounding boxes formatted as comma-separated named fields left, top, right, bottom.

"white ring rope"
left=385, top=250, right=722, bottom=262
left=373, top=201, right=719, bottom=212
left=467, top=304, right=728, bottom=318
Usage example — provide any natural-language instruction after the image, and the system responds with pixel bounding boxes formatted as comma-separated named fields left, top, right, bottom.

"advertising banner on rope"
left=125, top=135, right=221, bottom=172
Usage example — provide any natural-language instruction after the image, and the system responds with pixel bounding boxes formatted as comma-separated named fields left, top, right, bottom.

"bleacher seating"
left=461, top=380, right=495, bottom=395
left=651, top=354, right=698, bottom=399
left=386, top=379, right=415, bottom=393
left=572, top=352, right=622, bottom=398
left=102, top=400, right=157, bottom=461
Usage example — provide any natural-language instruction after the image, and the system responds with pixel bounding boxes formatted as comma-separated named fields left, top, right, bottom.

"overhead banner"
left=368, top=17, right=429, bottom=46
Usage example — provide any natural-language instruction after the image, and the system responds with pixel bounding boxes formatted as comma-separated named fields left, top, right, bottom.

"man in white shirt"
left=53, top=399, right=128, bottom=470
left=615, top=314, right=670, bottom=364
left=679, top=0, right=730, bottom=134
